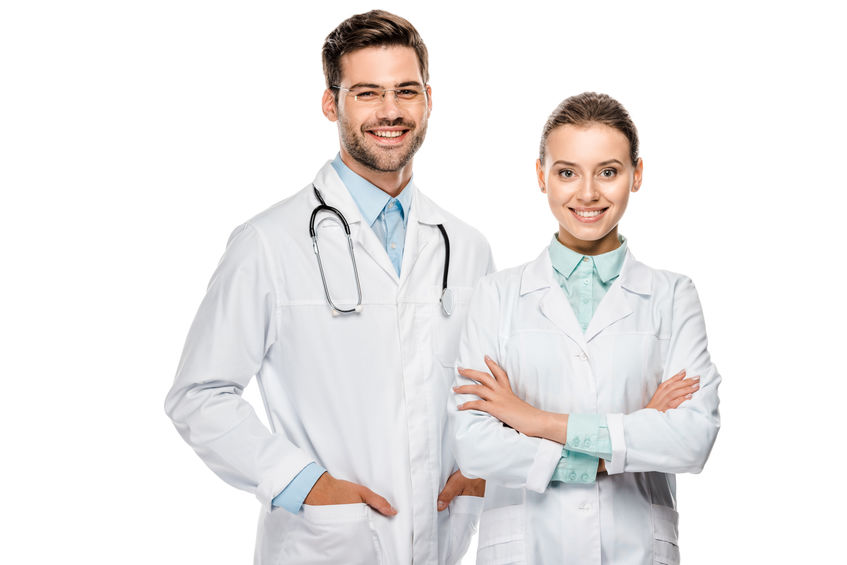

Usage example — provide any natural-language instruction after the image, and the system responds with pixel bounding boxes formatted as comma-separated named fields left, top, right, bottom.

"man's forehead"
left=338, top=45, right=423, bottom=86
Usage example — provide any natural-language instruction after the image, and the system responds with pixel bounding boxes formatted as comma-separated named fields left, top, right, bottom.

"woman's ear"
left=631, top=158, right=643, bottom=192
left=536, top=159, right=546, bottom=193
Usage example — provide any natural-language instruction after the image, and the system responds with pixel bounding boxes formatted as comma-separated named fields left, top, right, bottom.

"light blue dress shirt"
left=548, top=235, right=625, bottom=484
left=331, top=154, right=412, bottom=275
left=272, top=156, right=414, bottom=512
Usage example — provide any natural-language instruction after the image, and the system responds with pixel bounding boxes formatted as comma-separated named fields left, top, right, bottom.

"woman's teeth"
left=573, top=209, right=605, bottom=217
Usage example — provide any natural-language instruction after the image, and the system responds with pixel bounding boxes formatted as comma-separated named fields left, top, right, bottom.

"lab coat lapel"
left=400, top=189, right=443, bottom=287
left=313, top=162, right=400, bottom=284
left=521, top=250, right=589, bottom=352
left=353, top=222, right=401, bottom=284
left=583, top=251, right=652, bottom=342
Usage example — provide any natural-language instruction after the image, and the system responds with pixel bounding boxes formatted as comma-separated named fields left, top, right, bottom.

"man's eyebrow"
left=344, top=81, right=424, bottom=90
left=345, top=82, right=382, bottom=90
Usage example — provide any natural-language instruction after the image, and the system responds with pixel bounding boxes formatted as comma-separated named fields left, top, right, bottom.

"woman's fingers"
left=667, top=370, right=686, bottom=383
left=667, top=376, right=700, bottom=396
left=453, top=384, right=492, bottom=400
left=457, top=367, right=497, bottom=389
left=458, top=399, right=488, bottom=412
left=646, top=372, right=699, bottom=411
left=668, top=393, right=693, bottom=410
left=484, top=356, right=510, bottom=386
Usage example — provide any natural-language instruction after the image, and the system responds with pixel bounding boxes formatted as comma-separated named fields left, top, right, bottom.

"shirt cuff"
left=550, top=448, right=600, bottom=484
left=565, top=413, right=612, bottom=459
left=271, top=462, right=326, bottom=513
left=606, top=413, right=626, bottom=475
left=526, top=438, right=564, bottom=493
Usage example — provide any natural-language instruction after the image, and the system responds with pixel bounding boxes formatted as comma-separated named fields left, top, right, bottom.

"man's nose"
left=375, top=91, right=402, bottom=118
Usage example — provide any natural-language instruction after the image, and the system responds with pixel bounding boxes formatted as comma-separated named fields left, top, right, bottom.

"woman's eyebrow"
left=551, top=160, right=578, bottom=167
left=597, top=159, right=624, bottom=167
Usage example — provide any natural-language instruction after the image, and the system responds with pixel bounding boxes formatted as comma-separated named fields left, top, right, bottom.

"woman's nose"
left=577, top=179, right=599, bottom=202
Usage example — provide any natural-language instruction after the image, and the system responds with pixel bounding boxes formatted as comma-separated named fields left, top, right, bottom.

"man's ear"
left=322, top=89, right=338, bottom=122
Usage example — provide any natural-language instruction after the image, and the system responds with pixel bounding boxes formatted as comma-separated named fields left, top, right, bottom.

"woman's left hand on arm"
left=455, top=356, right=567, bottom=443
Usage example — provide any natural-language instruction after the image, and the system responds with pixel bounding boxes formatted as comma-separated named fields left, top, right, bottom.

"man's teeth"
left=574, top=209, right=605, bottom=217
left=372, top=130, right=404, bottom=138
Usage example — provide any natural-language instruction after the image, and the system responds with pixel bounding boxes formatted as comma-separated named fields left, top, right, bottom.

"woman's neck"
left=556, top=227, right=621, bottom=256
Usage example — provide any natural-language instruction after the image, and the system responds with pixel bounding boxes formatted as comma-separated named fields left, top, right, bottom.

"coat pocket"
left=476, top=504, right=526, bottom=565
left=277, top=503, right=383, bottom=565
left=443, top=495, right=484, bottom=565
left=652, top=504, right=680, bottom=565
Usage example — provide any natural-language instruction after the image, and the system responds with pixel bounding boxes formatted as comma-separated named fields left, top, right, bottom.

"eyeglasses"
left=332, top=85, right=427, bottom=105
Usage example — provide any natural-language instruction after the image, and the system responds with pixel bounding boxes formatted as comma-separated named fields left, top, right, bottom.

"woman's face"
left=537, top=123, right=643, bottom=255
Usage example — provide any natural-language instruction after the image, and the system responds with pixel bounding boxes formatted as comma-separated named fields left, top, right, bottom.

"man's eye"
left=396, top=89, right=421, bottom=99
left=354, top=90, right=380, bottom=99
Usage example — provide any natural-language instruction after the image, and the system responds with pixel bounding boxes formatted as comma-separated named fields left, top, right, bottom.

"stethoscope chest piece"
left=440, top=287, right=454, bottom=317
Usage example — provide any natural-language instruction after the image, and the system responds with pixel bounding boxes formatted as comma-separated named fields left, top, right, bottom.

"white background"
left=1, top=1, right=844, bottom=563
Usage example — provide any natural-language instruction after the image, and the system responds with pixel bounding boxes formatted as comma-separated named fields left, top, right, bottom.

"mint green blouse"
left=547, top=235, right=624, bottom=484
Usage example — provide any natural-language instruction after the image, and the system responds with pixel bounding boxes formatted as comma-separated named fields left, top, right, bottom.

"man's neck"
left=339, top=150, right=413, bottom=198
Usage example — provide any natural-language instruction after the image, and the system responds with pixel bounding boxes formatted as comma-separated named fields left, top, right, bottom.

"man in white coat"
left=165, top=10, right=492, bottom=565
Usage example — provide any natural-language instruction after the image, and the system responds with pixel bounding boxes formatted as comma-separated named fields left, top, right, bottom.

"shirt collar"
left=331, top=153, right=413, bottom=226
left=548, top=234, right=628, bottom=283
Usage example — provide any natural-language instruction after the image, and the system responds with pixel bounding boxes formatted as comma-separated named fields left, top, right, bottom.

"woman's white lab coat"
left=165, top=162, right=493, bottom=564
left=449, top=248, right=720, bottom=565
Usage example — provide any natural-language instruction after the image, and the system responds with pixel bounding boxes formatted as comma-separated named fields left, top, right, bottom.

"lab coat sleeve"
left=605, top=277, right=721, bottom=475
left=165, top=223, right=314, bottom=509
left=449, top=276, right=562, bottom=492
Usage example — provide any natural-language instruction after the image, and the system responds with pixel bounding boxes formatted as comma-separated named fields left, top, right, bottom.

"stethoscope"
left=309, top=184, right=453, bottom=317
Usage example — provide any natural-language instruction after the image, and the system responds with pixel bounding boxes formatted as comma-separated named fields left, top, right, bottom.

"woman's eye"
left=600, top=168, right=617, bottom=178
left=559, top=169, right=575, bottom=178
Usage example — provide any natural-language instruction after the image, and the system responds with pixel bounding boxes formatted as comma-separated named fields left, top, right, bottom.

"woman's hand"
left=646, top=370, right=700, bottom=412
left=455, top=356, right=547, bottom=438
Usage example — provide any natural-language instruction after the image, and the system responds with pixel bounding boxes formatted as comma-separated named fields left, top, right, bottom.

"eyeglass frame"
left=331, top=84, right=429, bottom=105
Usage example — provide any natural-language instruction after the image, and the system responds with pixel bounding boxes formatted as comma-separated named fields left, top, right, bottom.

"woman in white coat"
left=449, top=92, right=720, bottom=565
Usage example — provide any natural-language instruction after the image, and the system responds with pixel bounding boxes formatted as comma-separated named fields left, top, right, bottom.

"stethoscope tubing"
left=310, top=184, right=451, bottom=316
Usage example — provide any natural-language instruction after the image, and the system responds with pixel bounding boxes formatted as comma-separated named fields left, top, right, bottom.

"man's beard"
left=338, top=116, right=427, bottom=173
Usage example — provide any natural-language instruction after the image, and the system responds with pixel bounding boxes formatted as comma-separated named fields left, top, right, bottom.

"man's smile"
left=366, top=127, right=411, bottom=143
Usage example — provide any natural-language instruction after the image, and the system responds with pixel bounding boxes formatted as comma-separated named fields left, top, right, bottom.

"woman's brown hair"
left=539, top=92, right=639, bottom=166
